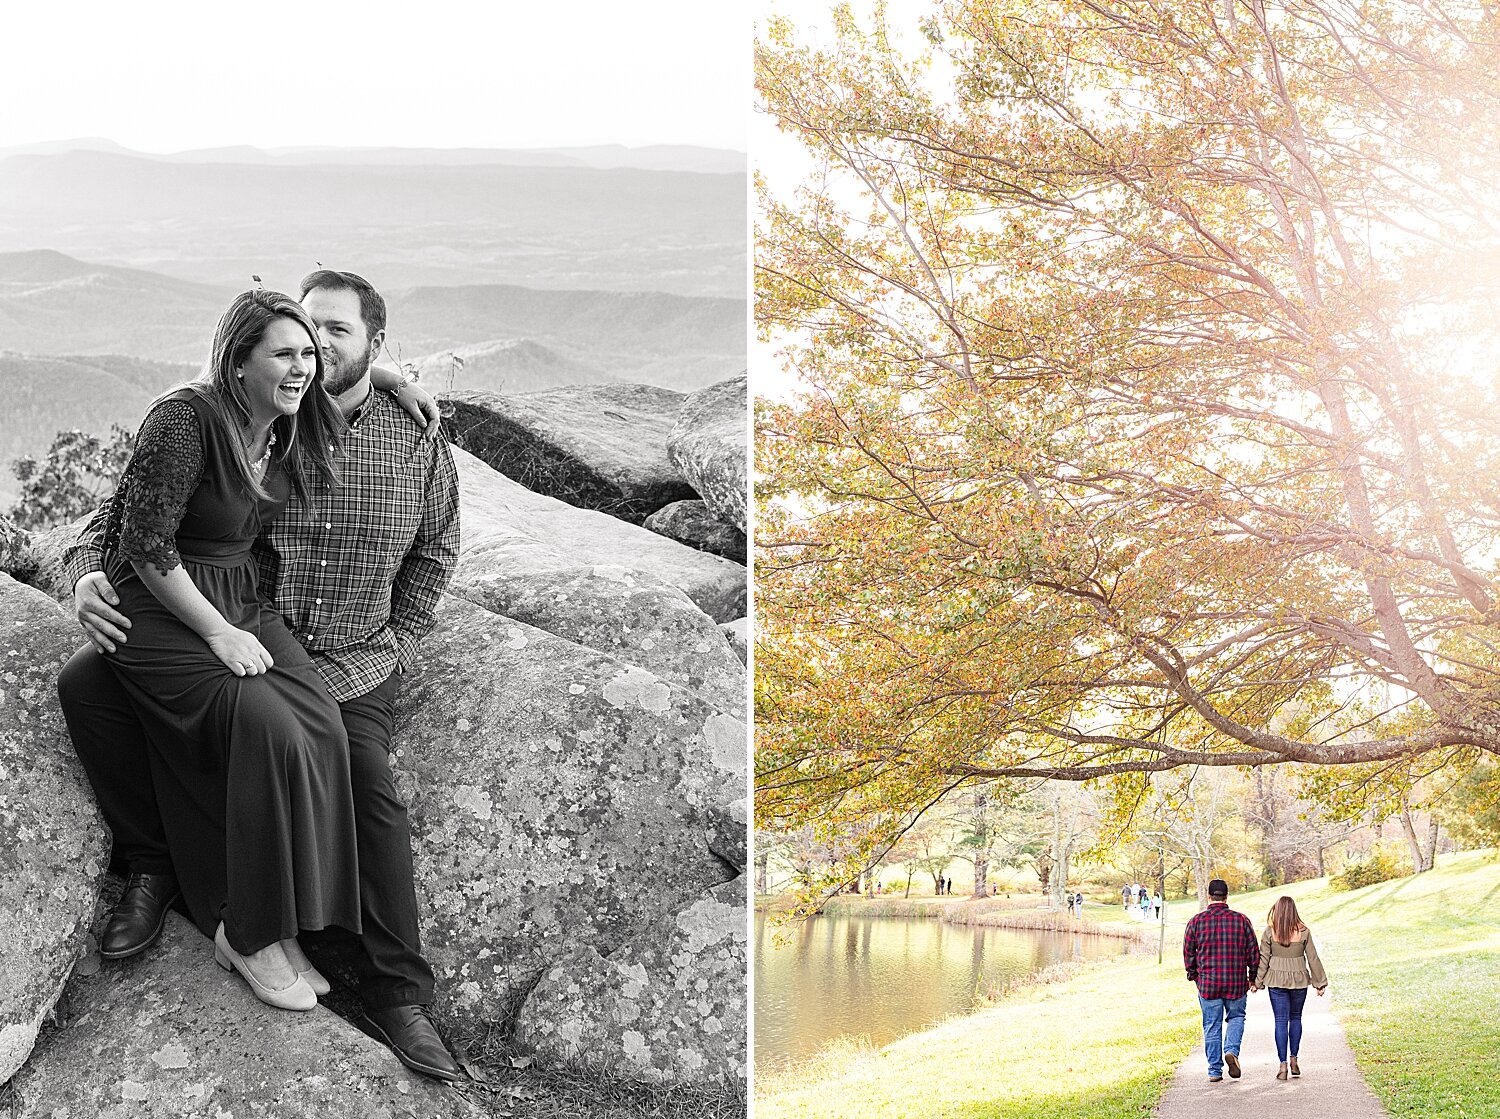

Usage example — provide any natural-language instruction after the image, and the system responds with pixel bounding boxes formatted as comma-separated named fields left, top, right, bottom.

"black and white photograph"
left=0, top=4, right=749, bottom=1116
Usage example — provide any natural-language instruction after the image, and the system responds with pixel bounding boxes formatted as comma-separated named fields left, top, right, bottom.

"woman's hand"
left=206, top=627, right=275, bottom=676
left=370, top=363, right=442, bottom=439
left=1315, top=986, right=1327, bottom=997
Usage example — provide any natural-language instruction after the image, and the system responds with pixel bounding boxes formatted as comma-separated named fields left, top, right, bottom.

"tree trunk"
left=1191, top=858, right=1210, bottom=909
left=754, top=850, right=769, bottom=895
left=1398, top=808, right=1425, bottom=874
left=972, top=785, right=991, bottom=898
left=1422, top=818, right=1440, bottom=872
left=904, top=874, right=912, bottom=898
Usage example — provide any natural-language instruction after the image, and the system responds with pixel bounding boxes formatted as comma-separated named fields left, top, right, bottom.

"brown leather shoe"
left=100, top=872, right=181, bottom=959
left=359, top=1004, right=465, bottom=1083
left=1225, top=1052, right=1241, bottom=1078
left=1208, top=1075, right=1224, bottom=1083
left=1289, top=1056, right=1301, bottom=1077
left=1277, top=1063, right=1289, bottom=1081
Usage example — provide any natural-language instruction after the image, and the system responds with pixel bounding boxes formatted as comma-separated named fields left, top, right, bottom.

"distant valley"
left=0, top=150, right=745, bottom=296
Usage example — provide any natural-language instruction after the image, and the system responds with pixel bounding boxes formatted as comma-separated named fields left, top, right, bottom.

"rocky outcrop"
left=9, top=914, right=482, bottom=1117
left=643, top=500, right=746, bottom=564
left=6, top=513, right=91, bottom=601
left=454, top=447, right=746, bottom=623
left=392, top=596, right=746, bottom=1047
left=719, top=619, right=748, bottom=666
left=442, top=386, right=695, bottom=523
left=514, top=878, right=745, bottom=1084
left=0, top=576, right=109, bottom=1085
left=667, top=375, right=746, bottom=533
left=451, top=565, right=744, bottom=719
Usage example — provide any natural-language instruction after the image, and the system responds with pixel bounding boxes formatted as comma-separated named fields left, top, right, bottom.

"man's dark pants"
left=59, top=646, right=434, bottom=1009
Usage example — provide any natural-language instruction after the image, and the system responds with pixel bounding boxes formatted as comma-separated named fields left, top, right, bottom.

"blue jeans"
left=1268, top=987, right=1308, bottom=1061
left=1198, top=995, right=1247, bottom=1076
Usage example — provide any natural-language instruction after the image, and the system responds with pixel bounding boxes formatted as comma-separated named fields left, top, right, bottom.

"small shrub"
left=1331, top=848, right=1410, bottom=891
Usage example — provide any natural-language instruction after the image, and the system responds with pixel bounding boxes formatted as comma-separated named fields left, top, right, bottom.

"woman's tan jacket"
left=1255, top=926, right=1328, bottom=990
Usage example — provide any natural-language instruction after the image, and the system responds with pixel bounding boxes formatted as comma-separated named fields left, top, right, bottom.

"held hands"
left=75, top=572, right=131, bottom=653
left=206, top=627, right=275, bottom=677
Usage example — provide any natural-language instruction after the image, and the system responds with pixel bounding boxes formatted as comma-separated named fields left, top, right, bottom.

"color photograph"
left=753, top=3, right=1500, bottom=1117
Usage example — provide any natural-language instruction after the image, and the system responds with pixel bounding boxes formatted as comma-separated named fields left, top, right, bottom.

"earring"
left=236, top=373, right=244, bottom=380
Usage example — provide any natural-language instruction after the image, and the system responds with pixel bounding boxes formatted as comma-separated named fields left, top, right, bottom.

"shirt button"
left=315, top=598, right=323, bottom=605
left=320, top=560, right=328, bottom=567
left=324, top=522, right=332, bottom=529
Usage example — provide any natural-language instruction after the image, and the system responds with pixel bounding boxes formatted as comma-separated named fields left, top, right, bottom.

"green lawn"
left=756, top=851, right=1500, bottom=1119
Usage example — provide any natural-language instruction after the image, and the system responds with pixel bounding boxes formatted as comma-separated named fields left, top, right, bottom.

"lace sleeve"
left=117, top=399, right=204, bottom=576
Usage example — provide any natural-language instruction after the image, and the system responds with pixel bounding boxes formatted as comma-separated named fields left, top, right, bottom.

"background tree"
left=756, top=0, right=1500, bottom=875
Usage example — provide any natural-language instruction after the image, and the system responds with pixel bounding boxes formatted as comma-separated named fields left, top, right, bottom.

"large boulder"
left=451, top=565, right=745, bottom=719
left=454, top=447, right=746, bottom=623
left=643, top=500, right=746, bottom=564
left=666, top=376, right=746, bottom=533
left=8, top=914, right=482, bottom=1117
left=515, top=878, right=746, bottom=1085
left=394, top=596, right=745, bottom=1058
left=441, top=385, right=696, bottom=523
left=0, top=576, right=109, bottom=1084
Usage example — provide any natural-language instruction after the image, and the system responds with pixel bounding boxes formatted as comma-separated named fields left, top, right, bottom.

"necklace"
left=250, top=430, right=277, bottom=475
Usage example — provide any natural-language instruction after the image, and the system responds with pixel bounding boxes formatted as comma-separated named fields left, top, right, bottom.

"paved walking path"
left=1153, top=988, right=1389, bottom=1118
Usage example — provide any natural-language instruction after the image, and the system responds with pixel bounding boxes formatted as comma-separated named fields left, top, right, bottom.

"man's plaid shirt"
left=1182, top=901, right=1260, bottom=999
left=66, top=389, right=460, bottom=703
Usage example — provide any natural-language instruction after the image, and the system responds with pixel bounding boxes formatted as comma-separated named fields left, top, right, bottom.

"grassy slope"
left=756, top=851, right=1500, bottom=1119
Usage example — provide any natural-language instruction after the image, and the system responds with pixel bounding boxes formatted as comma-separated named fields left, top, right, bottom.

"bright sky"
left=1, top=1, right=748, bottom=152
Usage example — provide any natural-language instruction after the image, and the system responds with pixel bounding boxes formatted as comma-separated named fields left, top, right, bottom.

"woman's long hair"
left=153, top=289, right=345, bottom=506
left=1268, top=896, right=1306, bottom=946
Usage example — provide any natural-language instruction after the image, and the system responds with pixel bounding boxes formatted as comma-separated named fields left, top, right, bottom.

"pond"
left=754, top=909, right=1134, bottom=1070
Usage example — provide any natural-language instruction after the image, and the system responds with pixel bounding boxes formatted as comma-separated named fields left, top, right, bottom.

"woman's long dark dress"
left=99, top=389, right=361, bottom=955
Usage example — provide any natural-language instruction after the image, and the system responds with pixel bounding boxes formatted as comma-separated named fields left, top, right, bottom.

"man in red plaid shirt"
left=1182, top=878, right=1260, bottom=1082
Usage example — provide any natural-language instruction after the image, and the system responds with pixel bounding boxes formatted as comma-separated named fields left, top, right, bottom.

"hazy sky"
left=3, top=1, right=748, bottom=152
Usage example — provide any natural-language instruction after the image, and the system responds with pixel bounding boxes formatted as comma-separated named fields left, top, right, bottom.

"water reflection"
left=754, top=911, right=1130, bottom=1069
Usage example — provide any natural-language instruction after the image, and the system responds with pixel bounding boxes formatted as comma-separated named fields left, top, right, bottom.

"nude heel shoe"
left=1289, top=1056, right=1301, bottom=1077
left=1276, top=1062, right=1289, bottom=1081
left=214, top=923, right=317, bottom=1011
left=281, top=937, right=331, bottom=996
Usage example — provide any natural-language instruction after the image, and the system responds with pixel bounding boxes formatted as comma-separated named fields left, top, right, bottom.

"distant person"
left=1139, top=890, right=1150, bottom=919
left=1152, top=891, right=1163, bottom=920
left=1251, top=896, right=1328, bottom=1081
left=1073, top=891, right=1083, bottom=917
left=1122, top=884, right=1132, bottom=911
left=1182, top=878, right=1259, bottom=1083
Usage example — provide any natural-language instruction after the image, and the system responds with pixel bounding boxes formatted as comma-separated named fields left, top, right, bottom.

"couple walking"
left=57, top=273, right=466, bottom=1082
left=1183, top=879, right=1329, bottom=1083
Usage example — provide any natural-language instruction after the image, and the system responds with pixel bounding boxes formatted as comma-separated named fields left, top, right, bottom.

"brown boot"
left=1276, top=1063, right=1289, bottom=1081
left=1289, top=1056, right=1301, bottom=1077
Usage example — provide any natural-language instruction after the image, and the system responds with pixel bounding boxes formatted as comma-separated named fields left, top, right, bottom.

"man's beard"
left=323, top=346, right=375, bottom=397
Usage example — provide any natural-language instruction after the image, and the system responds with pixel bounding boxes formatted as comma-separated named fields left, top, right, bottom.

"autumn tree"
left=756, top=1, right=1500, bottom=874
